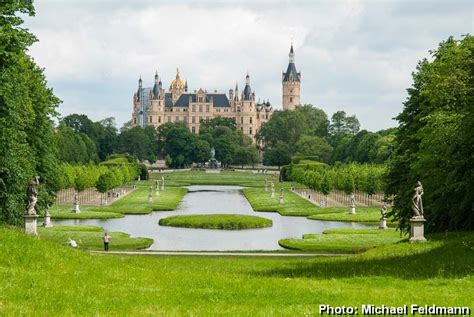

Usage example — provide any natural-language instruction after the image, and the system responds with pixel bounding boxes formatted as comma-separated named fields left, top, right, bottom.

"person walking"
left=103, top=231, right=111, bottom=251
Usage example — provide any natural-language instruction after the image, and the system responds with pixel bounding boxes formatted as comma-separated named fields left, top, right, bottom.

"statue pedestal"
left=43, top=213, right=53, bottom=228
left=349, top=207, right=356, bottom=214
left=379, top=217, right=388, bottom=229
left=24, top=214, right=38, bottom=235
left=409, top=217, right=427, bottom=242
left=72, top=203, right=81, bottom=213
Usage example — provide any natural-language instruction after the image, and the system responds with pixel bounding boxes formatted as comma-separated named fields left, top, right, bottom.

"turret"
left=243, top=72, right=252, bottom=101
left=137, top=75, right=143, bottom=101
left=152, top=71, right=159, bottom=99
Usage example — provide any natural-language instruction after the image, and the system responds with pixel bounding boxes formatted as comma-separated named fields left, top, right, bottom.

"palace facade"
left=131, top=44, right=301, bottom=140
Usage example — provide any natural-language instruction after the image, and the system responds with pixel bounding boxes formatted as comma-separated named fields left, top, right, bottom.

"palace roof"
left=166, top=93, right=230, bottom=108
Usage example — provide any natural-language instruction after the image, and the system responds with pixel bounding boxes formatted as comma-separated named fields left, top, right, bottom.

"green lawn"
left=243, top=186, right=322, bottom=217
left=307, top=207, right=392, bottom=224
left=50, top=185, right=187, bottom=217
left=154, top=170, right=277, bottom=187
left=0, top=226, right=472, bottom=315
left=159, top=214, right=273, bottom=230
left=243, top=187, right=397, bottom=225
left=279, top=228, right=407, bottom=254
left=38, top=225, right=153, bottom=250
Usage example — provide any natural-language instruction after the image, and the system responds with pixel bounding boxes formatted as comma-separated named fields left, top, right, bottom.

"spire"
left=138, top=75, right=142, bottom=88
left=152, top=71, right=159, bottom=98
left=185, top=80, right=188, bottom=92
left=243, top=72, right=252, bottom=100
left=289, top=43, right=295, bottom=63
left=283, top=43, right=300, bottom=82
left=234, top=82, right=239, bottom=101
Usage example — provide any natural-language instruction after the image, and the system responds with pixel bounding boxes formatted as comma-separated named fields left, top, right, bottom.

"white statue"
left=412, top=181, right=424, bottom=218
left=25, top=176, right=40, bottom=215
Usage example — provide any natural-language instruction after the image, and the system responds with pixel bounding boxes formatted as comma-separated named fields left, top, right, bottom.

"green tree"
left=0, top=1, right=61, bottom=224
left=257, top=106, right=328, bottom=151
left=194, top=139, right=211, bottom=165
left=263, top=141, right=291, bottom=169
left=117, top=126, right=158, bottom=162
left=294, top=135, right=333, bottom=163
left=158, top=122, right=196, bottom=167
left=386, top=35, right=474, bottom=232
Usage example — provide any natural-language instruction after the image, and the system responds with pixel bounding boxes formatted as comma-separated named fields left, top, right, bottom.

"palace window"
left=167, top=116, right=171, bottom=122
left=241, top=117, right=244, bottom=124
left=257, top=114, right=259, bottom=119
left=199, top=116, right=203, bottom=122
left=184, top=117, right=188, bottom=123
left=149, top=116, right=153, bottom=123
left=224, top=109, right=228, bottom=112
left=192, top=105, right=196, bottom=112
left=206, top=105, right=210, bottom=112
left=266, top=114, right=268, bottom=119
left=249, top=127, right=253, bottom=135
left=206, top=116, right=209, bottom=122
left=198, top=97, right=203, bottom=103
left=158, top=116, right=161, bottom=123
left=290, top=97, right=293, bottom=102
left=192, top=126, right=196, bottom=133
left=176, top=116, right=179, bottom=122
left=192, top=116, right=195, bottom=123
left=199, top=105, right=203, bottom=112
left=249, top=117, right=253, bottom=124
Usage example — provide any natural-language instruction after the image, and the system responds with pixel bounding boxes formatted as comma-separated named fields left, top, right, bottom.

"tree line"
left=258, top=106, right=397, bottom=168
left=282, top=162, right=386, bottom=197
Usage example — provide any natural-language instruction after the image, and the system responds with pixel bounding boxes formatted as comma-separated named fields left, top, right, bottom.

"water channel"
left=54, top=185, right=373, bottom=251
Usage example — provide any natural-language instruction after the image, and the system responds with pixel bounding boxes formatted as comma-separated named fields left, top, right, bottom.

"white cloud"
left=24, top=0, right=472, bottom=130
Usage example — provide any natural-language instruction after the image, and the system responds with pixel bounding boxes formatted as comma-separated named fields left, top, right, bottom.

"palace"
left=131, top=44, right=301, bottom=139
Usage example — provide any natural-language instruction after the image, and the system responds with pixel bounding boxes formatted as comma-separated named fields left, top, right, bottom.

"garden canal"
left=54, top=185, right=373, bottom=251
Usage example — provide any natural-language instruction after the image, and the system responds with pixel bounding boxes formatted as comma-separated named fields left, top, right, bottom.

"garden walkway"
left=92, top=251, right=352, bottom=257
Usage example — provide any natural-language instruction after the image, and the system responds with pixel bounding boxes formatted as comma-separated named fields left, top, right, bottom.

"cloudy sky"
left=24, top=0, right=472, bottom=131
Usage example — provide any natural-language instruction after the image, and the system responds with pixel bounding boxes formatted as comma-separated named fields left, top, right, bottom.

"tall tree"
left=257, top=105, right=328, bottom=152
left=0, top=1, right=60, bottom=224
left=117, top=126, right=158, bottom=162
left=263, top=141, right=291, bottom=169
left=386, top=35, right=474, bottom=233
left=294, top=135, right=333, bottom=163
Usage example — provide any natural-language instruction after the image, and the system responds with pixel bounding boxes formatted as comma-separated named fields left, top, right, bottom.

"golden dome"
left=170, top=68, right=185, bottom=90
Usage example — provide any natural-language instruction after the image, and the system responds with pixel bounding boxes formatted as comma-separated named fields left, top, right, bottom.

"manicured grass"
left=159, top=214, right=273, bottom=230
left=49, top=207, right=124, bottom=219
left=1, top=226, right=473, bottom=315
left=243, top=187, right=396, bottom=225
left=155, top=170, right=277, bottom=187
left=307, top=207, right=391, bottom=223
left=38, top=225, right=153, bottom=250
left=243, top=186, right=322, bottom=217
left=279, top=228, right=406, bottom=254
left=51, top=185, right=187, bottom=217
left=97, top=184, right=187, bottom=214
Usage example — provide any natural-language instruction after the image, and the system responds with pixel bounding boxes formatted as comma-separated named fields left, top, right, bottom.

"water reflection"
left=54, top=185, right=373, bottom=251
